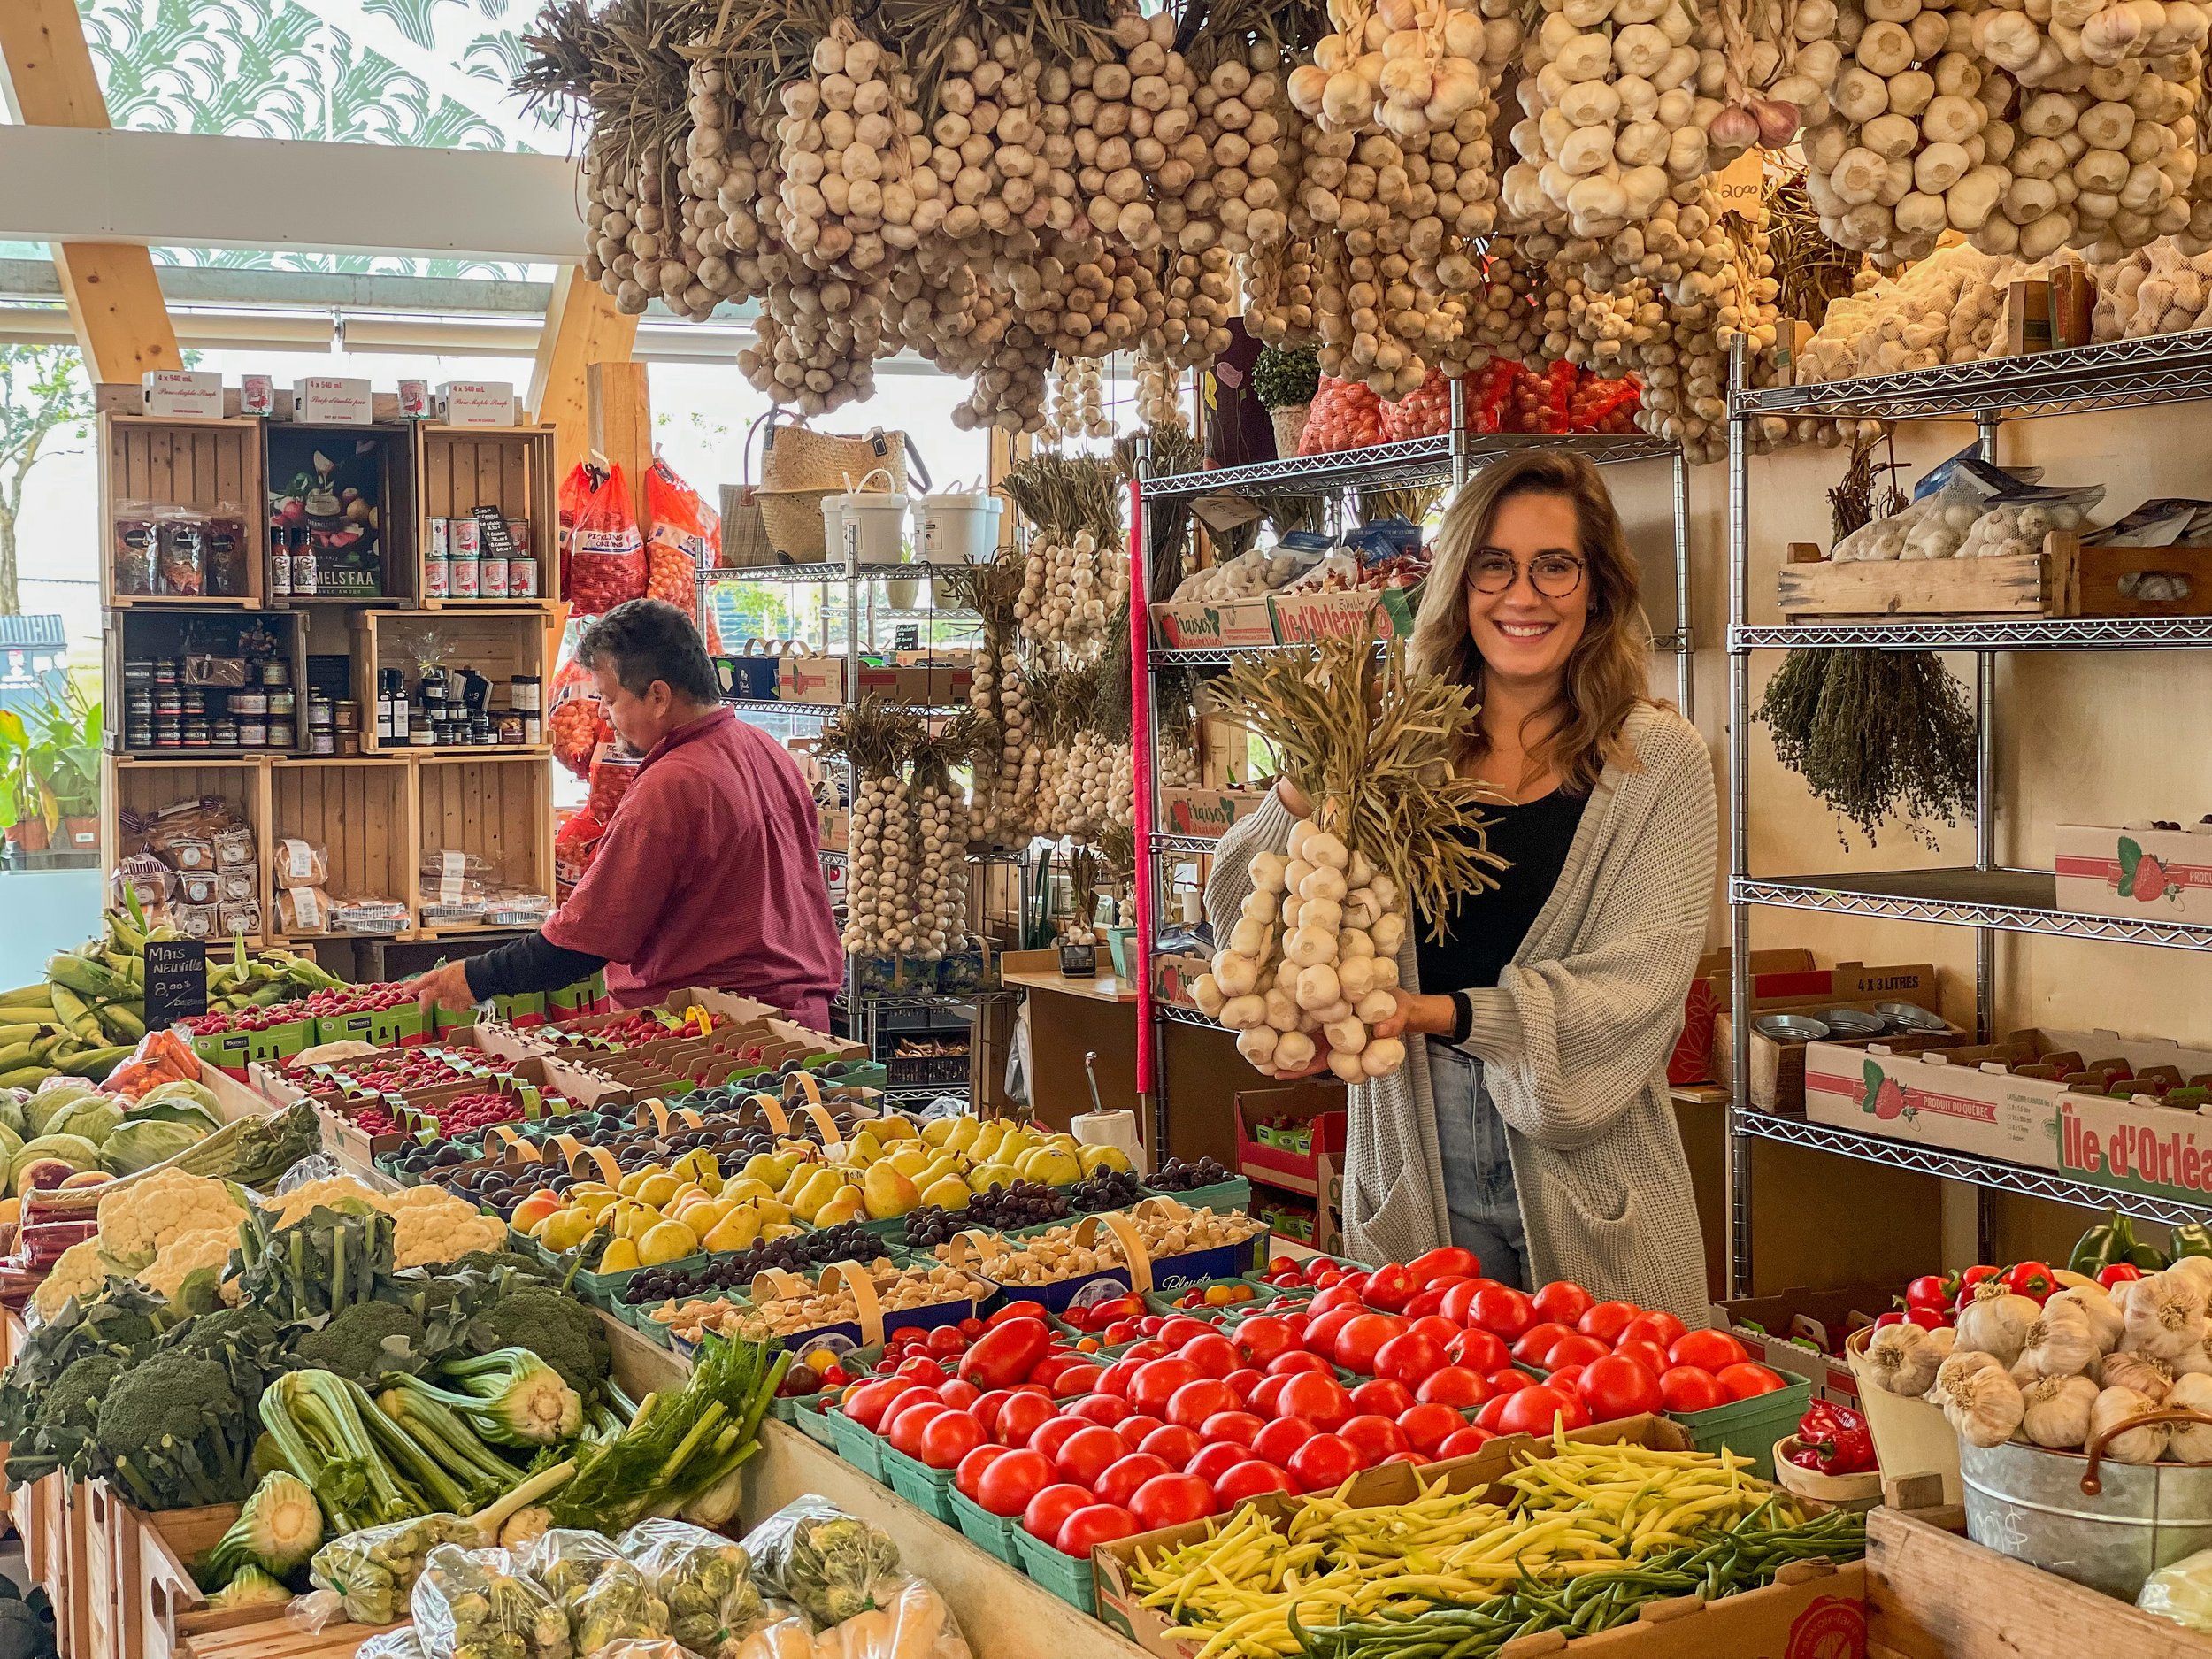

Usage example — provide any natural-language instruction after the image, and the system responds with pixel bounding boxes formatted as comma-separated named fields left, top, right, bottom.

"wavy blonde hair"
left=1410, top=449, right=1653, bottom=795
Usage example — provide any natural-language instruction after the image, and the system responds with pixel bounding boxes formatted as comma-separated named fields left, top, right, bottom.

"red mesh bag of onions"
left=1297, top=376, right=1385, bottom=455
left=566, top=461, right=648, bottom=616
left=554, top=806, right=607, bottom=902
left=548, top=649, right=611, bottom=780
left=586, top=741, right=643, bottom=822
left=643, top=457, right=719, bottom=640
left=1378, top=371, right=1455, bottom=442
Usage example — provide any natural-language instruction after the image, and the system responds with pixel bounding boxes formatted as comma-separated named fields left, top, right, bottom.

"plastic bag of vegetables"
left=524, top=1530, right=672, bottom=1655
left=619, top=1519, right=771, bottom=1658
left=412, top=1542, right=574, bottom=1659
left=732, top=1580, right=970, bottom=1659
left=307, top=1514, right=487, bottom=1627
left=2140, top=1548, right=2212, bottom=1631
left=739, top=1502, right=900, bottom=1632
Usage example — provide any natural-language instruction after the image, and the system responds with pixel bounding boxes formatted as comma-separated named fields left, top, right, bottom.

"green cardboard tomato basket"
left=1010, top=1527, right=1096, bottom=1613
left=948, top=1486, right=1025, bottom=1570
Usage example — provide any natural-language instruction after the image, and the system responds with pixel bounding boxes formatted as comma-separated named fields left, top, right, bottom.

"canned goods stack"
left=426, top=513, right=535, bottom=600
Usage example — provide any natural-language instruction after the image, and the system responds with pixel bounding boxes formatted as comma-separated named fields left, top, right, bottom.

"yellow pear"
left=540, top=1209, right=597, bottom=1253
left=920, top=1118, right=957, bottom=1148
left=887, top=1146, right=931, bottom=1178
left=864, top=1163, right=922, bottom=1220
left=1018, top=1146, right=1084, bottom=1186
left=874, top=1116, right=918, bottom=1142
left=635, top=1171, right=682, bottom=1210
left=753, top=1197, right=793, bottom=1225
left=1079, top=1144, right=1133, bottom=1175
left=816, top=1190, right=865, bottom=1226
left=618, top=1164, right=666, bottom=1198
left=848, top=1128, right=885, bottom=1166
left=945, top=1118, right=981, bottom=1155
left=637, top=1218, right=698, bottom=1266
left=971, top=1162, right=1018, bottom=1194
left=970, top=1121, right=1005, bottom=1161
left=792, top=1166, right=842, bottom=1222
left=724, top=1178, right=775, bottom=1206
left=703, top=1207, right=763, bottom=1252
left=738, top=1153, right=784, bottom=1187
left=678, top=1196, right=728, bottom=1232
left=919, top=1173, right=974, bottom=1210
left=597, top=1235, right=641, bottom=1273
left=918, top=1156, right=959, bottom=1189
left=759, top=1219, right=803, bottom=1241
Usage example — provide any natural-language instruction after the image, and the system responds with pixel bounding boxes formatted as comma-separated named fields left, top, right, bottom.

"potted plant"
left=0, top=710, right=44, bottom=854
left=1254, top=345, right=1321, bottom=459
left=22, top=687, right=100, bottom=853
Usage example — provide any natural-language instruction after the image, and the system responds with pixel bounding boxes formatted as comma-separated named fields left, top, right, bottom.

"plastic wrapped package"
left=354, top=1632, right=430, bottom=1659
left=2141, top=1548, right=2212, bottom=1631
left=277, top=887, right=332, bottom=934
left=619, top=1519, right=772, bottom=1659
left=308, top=1514, right=488, bottom=1627
left=273, top=838, right=329, bottom=890
left=592, top=1646, right=706, bottom=1659
left=526, top=1528, right=672, bottom=1655
left=1955, top=485, right=2108, bottom=559
left=412, top=1542, right=573, bottom=1659
left=741, top=1502, right=902, bottom=1632
left=756, top=1580, right=972, bottom=1659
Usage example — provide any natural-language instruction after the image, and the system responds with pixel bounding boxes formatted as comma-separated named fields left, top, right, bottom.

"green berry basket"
left=825, top=1405, right=887, bottom=1481
left=948, top=1486, right=1025, bottom=1570
left=1010, top=1526, right=1097, bottom=1613
left=772, top=1386, right=841, bottom=1448
left=1667, top=1377, right=1813, bottom=1483
left=879, top=1441, right=959, bottom=1524
left=1140, top=1177, right=1252, bottom=1215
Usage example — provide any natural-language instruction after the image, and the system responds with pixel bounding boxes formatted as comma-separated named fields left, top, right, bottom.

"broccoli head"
left=469, top=1288, right=609, bottom=1397
left=92, top=1351, right=255, bottom=1510
left=158, top=1303, right=293, bottom=1400
left=449, top=1250, right=561, bottom=1286
left=4, top=1351, right=127, bottom=1486
left=288, top=1301, right=435, bottom=1388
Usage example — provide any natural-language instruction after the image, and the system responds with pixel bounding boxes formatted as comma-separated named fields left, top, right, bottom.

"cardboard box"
left=292, top=375, right=373, bottom=425
left=819, top=807, right=849, bottom=851
left=141, top=371, right=223, bottom=419
left=2055, top=821, right=2212, bottom=922
left=1233, top=1081, right=1347, bottom=1198
left=779, top=655, right=847, bottom=704
left=1266, top=585, right=1419, bottom=643
left=1153, top=598, right=1277, bottom=650
left=1712, top=959, right=1955, bottom=1111
left=1094, top=1417, right=1866, bottom=1659
left=1715, top=1282, right=1895, bottom=1406
left=437, top=380, right=518, bottom=426
left=1674, top=949, right=1823, bottom=1088
left=1153, top=951, right=1209, bottom=1010
left=1805, top=1025, right=2212, bottom=1202
left=1160, top=786, right=1270, bottom=840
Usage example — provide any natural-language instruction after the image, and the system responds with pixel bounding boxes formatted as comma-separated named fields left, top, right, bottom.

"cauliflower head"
left=138, top=1226, right=240, bottom=1302
left=266, top=1175, right=383, bottom=1227
left=391, top=1193, right=507, bottom=1269
left=96, top=1170, right=247, bottom=1267
left=33, top=1236, right=116, bottom=1319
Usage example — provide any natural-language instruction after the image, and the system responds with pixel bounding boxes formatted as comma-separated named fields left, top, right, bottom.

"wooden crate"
left=179, top=1618, right=399, bottom=1659
left=54, top=1477, right=91, bottom=1659
left=114, top=1496, right=280, bottom=1659
left=265, top=423, right=419, bottom=605
left=1778, top=532, right=2212, bottom=622
left=99, top=415, right=265, bottom=608
left=414, top=755, right=554, bottom=939
left=265, top=757, right=419, bottom=942
left=103, top=757, right=272, bottom=941
left=1866, top=1505, right=2203, bottom=1658
left=414, top=423, right=559, bottom=605
left=349, top=609, right=551, bottom=756
left=103, top=611, right=307, bottom=758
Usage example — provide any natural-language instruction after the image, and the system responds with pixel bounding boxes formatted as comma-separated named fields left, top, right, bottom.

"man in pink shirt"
left=410, top=599, right=842, bottom=1025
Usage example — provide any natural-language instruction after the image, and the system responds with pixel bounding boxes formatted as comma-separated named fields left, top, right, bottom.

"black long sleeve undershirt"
left=461, top=930, right=609, bottom=1002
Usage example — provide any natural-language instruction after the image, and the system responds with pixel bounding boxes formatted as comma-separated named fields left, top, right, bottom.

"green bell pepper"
left=2071, top=1212, right=2134, bottom=1277
left=2173, top=1221, right=2212, bottom=1262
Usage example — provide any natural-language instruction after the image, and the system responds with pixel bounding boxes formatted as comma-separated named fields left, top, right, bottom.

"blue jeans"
left=1429, top=1039, right=1530, bottom=1290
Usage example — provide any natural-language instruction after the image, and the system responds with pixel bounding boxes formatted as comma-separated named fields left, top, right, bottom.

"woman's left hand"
left=1372, top=987, right=1456, bottom=1040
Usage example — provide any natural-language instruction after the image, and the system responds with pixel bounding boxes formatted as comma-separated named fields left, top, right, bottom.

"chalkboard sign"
left=1057, top=942, right=1098, bottom=978
left=144, top=938, right=208, bottom=1031
left=894, top=625, right=920, bottom=651
left=473, top=505, right=518, bottom=561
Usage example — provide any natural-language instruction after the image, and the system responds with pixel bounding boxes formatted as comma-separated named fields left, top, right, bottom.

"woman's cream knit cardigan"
left=1204, top=702, right=1717, bottom=1322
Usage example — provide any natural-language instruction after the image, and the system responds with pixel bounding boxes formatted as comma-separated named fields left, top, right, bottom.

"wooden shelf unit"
left=417, top=754, right=555, bottom=921
left=265, top=422, right=420, bottom=604
left=265, top=755, right=419, bottom=942
left=99, top=414, right=265, bottom=607
left=349, top=607, right=552, bottom=755
left=103, top=607, right=309, bottom=757
left=101, top=755, right=271, bottom=937
left=414, top=424, right=560, bottom=605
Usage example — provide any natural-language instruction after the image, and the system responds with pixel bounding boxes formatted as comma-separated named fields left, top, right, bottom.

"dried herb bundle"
left=1001, top=453, right=1124, bottom=544
left=1826, top=429, right=1905, bottom=543
left=1358, top=484, right=1446, bottom=527
left=1756, top=650, right=1977, bottom=847
left=1208, top=634, right=1507, bottom=941
left=1764, top=173, right=1862, bottom=330
left=818, top=695, right=926, bottom=775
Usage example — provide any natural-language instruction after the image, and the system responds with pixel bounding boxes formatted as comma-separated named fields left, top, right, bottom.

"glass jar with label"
left=239, top=719, right=268, bottom=748
left=268, top=687, right=296, bottom=719
left=269, top=719, right=296, bottom=748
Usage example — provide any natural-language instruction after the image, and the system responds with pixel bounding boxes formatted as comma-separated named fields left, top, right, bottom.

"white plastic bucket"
left=838, top=489, right=909, bottom=565
left=916, top=490, right=1002, bottom=565
left=819, top=495, right=847, bottom=565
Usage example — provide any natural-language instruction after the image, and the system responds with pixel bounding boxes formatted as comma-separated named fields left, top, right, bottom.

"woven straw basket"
left=754, top=411, right=918, bottom=563
left=1271, top=403, right=1312, bottom=458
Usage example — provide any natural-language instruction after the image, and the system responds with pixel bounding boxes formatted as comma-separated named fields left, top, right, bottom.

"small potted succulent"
left=1254, top=345, right=1322, bottom=459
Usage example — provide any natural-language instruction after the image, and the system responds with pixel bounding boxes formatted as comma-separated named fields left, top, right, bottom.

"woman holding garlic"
left=1206, top=451, right=1716, bottom=1318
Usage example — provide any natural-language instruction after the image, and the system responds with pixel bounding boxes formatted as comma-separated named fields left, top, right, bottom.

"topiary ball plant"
left=1253, top=345, right=1321, bottom=411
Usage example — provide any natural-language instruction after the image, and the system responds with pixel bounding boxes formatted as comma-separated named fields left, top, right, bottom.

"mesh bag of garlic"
left=1193, top=634, right=1508, bottom=1083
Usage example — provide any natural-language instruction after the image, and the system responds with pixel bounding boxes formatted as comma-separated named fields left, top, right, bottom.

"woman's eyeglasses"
left=1469, top=550, right=1586, bottom=597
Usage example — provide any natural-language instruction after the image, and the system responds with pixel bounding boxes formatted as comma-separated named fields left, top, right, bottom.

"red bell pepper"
left=2100, top=1262, right=2146, bottom=1290
left=957, top=1316, right=1053, bottom=1389
left=2004, top=1260, right=2056, bottom=1303
left=1791, top=1400, right=1876, bottom=1475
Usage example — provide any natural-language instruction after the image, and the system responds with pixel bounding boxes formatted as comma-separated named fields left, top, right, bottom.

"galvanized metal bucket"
left=1962, top=1409, right=2212, bottom=1599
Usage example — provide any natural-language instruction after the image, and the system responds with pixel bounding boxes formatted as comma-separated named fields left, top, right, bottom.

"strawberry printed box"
left=1805, top=1025, right=2212, bottom=1200
left=2054, top=821, right=2212, bottom=921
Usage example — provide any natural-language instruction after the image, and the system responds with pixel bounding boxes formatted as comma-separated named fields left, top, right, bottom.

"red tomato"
left=887, top=1401, right=949, bottom=1458
left=1404, top=1286, right=1449, bottom=1318
left=1576, top=1302, right=1641, bottom=1344
left=1372, top=1332, right=1447, bottom=1386
left=1620, top=1310, right=1688, bottom=1350
left=1186, top=1336, right=1239, bottom=1380
left=1116, top=1414, right=1165, bottom=1449
left=1131, top=1473, right=1217, bottom=1531
left=1409, top=1246, right=1481, bottom=1280
left=1436, top=1425, right=1496, bottom=1459
left=1577, top=1356, right=1663, bottom=1423
left=1054, top=1425, right=1127, bottom=1488
left=1233, top=1317, right=1300, bottom=1364
left=1510, top=1323, right=1578, bottom=1367
left=1250, top=1416, right=1318, bottom=1466
left=1544, top=1333, right=1611, bottom=1371
left=1069, top=1394, right=1133, bottom=1427
left=1167, top=1379, right=1240, bottom=1430
left=1027, top=1416, right=1088, bottom=1465
left=970, top=1389, right=1015, bottom=1439
left=1659, top=1366, right=1729, bottom=1413
left=978, top=1448, right=1054, bottom=1517
left=1277, top=1372, right=1354, bottom=1432
left=1186, top=1441, right=1248, bottom=1486
left=1288, top=1433, right=1363, bottom=1492
left=1224, top=1369, right=1263, bottom=1403
left=935, top=1379, right=982, bottom=1411
left=1437, top=1280, right=1483, bottom=1326
left=1547, top=1364, right=1586, bottom=1396
left=1268, top=1350, right=1333, bottom=1378
left=1486, top=1369, right=1532, bottom=1396
left=989, top=1301, right=1050, bottom=1325
left=895, top=1356, right=949, bottom=1386
left=1158, top=1317, right=1216, bottom=1347
left=1350, top=1379, right=1417, bottom=1417
left=955, top=1443, right=1007, bottom=1500
left=919, top=1409, right=986, bottom=1470
left=1614, top=1340, right=1672, bottom=1379
left=1668, top=1330, right=1749, bottom=1372
left=1474, top=1395, right=1511, bottom=1432
left=1303, top=1310, right=1359, bottom=1357
left=1496, top=1386, right=1588, bottom=1438
left=1102, top=1321, right=1142, bottom=1346
left=1056, top=1504, right=1139, bottom=1555
left=1363, top=1263, right=1417, bottom=1312
left=1022, top=1483, right=1092, bottom=1541
left=1339, top=1414, right=1410, bottom=1465
left=1383, top=1452, right=1432, bottom=1468
left=1396, top=1402, right=1467, bottom=1454
left=1417, top=1367, right=1491, bottom=1409
left=1408, top=1315, right=1461, bottom=1348
left=1446, top=1328, right=1510, bottom=1373
left=1130, top=1359, right=1203, bottom=1416
left=1096, top=1358, right=1144, bottom=1399
left=1470, top=1285, right=1537, bottom=1340
left=1249, top=1376, right=1292, bottom=1417
left=1094, top=1451, right=1173, bottom=1507
left=1308, top=1286, right=1368, bottom=1317
left=1531, top=1281, right=1595, bottom=1326
left=1200, top=1410, right=1264, bottom=1448
left=1213, top=1459, right=1295, bottom=1504
left=1334, top=1314, right=1410, bottom=1374
left=1715, top=1363, right=1788, bottom=1401
left=1125, top=1340, right=1171, bottom=1361
left=842, top=1379, right=910, bottom=1431
left=999, top=1393, right=1058, bottom=1448
left=1047, top=1363, right=1103, bottom=1398
left=1140, top=1424, right=1203, bottom=1469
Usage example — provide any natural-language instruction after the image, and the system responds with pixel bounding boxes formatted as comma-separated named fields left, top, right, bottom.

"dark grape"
left=1148, top=1156, right=1232, bottom=1193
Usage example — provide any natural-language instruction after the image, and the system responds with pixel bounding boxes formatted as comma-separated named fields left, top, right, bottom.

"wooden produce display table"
left=180, top=1624, right=387, bottom=1659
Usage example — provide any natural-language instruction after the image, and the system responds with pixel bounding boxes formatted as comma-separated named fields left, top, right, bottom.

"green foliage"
left=234, top=1202, right=398, bottom=1321
left=1253, top=345, right=1321, bottom=411
left=3, top=1351, right=127, bottom=1487
left=0, top=1280, right=172, bottom=1444
left=288, top=1299, right=436, bottom=1388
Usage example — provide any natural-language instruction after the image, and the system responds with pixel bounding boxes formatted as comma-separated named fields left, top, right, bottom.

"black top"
left=464, top=933, right=608, bottom=1002
left=1415, top=788, right=1590, bottom=993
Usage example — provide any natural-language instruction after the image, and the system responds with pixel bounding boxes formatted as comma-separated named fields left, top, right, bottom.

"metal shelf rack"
left=1722, top=330, right=2212, bottom=1296
left=1130, top=387, right=1694, bottom=1154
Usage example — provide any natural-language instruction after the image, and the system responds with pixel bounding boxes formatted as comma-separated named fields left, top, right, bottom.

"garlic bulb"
left=1955, top=1283, right=2044, bottom=1367
left=1935, top=1351, right=2026, bottom=1447
left=2092, top=1384, right=2171, bottom=1463
left=1865, top=1318, right=1947, bottom=1394
left=2020, top=1372, right=2102, bottom=1448
left=2100, top=1347, right=2176, bottom=1401
left=2124, top=1270, right=2209, bottom=1359
left=2047, top=1284, right=2124, bottom=1356
left=2013, top=1296, right=2102, bottom=1381
left=2167, top=1372, right=2212, bottom=1460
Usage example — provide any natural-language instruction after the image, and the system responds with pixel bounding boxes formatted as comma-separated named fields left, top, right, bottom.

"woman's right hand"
left=1273, top=776, right=1313, bottom=818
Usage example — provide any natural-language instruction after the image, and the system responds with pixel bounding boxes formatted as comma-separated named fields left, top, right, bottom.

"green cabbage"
left=10, top=1133, right=102, bottom=1190
left=134, top=1079, right=222, bottom=1118
left=0, top=1124, right=21, bottom=1167
left=25, top=1084, right=95, bottom=1138
left=100, top=1118, right=211, bottom=1175
left=0, top=1091, right=27, bottom=1139
left=42, top=1098, right=120, bottom=1147
left=124, top=1097, right=220, bottom=1133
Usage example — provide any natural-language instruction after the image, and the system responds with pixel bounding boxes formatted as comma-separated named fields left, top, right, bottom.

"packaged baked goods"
left=213, top=824, right=257, bottom=869
left=273, top=837, right=329, bottom=889
left=175, top=903, right=219, bottom=939
left=111, top=853, right=176, bottom=910
left=219, top=900, right=263, bottom=937
left=218, top=866, right=257, bottom=904
left=277, top=886, right=331, bottom=934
